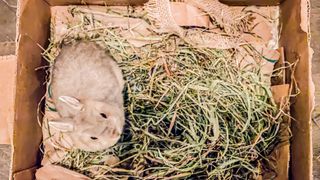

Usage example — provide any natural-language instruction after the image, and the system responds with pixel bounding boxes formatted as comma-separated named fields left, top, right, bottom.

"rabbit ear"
left=49, top=119, right=74, bottom=132
left=59, top=96, right=83, bottom=111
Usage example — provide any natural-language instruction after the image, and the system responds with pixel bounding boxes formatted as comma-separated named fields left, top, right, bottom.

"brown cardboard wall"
left=12, top=0, right=50, bottom=176
left=46, top=0, right=148, bottom=6
left=279, top=0, right=313, bottom=179
left=11, top=0, right=312, bottom=179
left=219, top=0, right=283, bottom=6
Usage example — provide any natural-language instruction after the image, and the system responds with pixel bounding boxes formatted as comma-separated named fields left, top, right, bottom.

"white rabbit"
left=49, top=41, right=125, bottom=152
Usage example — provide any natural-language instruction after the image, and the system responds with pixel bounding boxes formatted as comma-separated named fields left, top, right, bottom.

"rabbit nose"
left=90, top=136, right=98, bottom=140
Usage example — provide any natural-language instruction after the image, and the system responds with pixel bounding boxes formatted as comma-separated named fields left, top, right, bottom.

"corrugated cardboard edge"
left=9, top=0, right=20, bottom=178
left=13, top=166, right=37, bottom=180
left=302, top=0, right=315, bottom=178
left=10, top=1, right=19, bottom=178
left=299, top=0, right=314, bottom=178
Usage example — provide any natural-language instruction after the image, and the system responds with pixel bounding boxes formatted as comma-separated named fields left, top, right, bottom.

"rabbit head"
left=49, top=96, right=125, bottom=152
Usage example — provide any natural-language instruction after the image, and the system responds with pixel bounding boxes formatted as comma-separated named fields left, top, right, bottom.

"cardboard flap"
left=36, top=165, right=91, bottom=180
left=12, top=35, right=48, bottom=176
left=264, top=144, right=290, bottom=180
left=219, top=0, right=284, bottom=6
left=279, top=0, right=313, bottom=179
left=13, top=166, right=37, bottom=180
left=13, top=0, right=50, bottom=176
left=0, top=55, right=17, bottom=145
left=271, top=84, right=290, bottom=105
left=46, top=0, right=148, bottom=6
left=170, top=2, right=210, bottom=28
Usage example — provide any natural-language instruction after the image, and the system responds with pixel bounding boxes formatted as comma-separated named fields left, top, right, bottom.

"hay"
left=42, top=4, right=292, bottom=180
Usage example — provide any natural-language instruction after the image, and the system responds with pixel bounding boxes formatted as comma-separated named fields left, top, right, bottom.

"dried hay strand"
left=42, top=5, right=292, bottom=180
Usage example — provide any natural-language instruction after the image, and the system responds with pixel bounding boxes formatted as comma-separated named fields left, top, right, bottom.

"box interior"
left=279, top=0, right=313, bottom=179
left=218, top=0, right=284, bottom=6
left=12, top=0, right=50, bottom=178
left=12, top=0, right=313, bottom=179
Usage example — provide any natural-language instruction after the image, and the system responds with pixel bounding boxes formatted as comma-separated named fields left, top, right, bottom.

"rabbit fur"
left=49, top=41, right=125, bottom=152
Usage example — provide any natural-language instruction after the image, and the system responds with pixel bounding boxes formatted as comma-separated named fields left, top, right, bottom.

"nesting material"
left=39, top=1, right=293, bottom=179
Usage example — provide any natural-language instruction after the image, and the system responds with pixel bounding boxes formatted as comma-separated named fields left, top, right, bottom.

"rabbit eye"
left=90, top=136, right=98, bottom=140
left=100, top=113, right=107, bottom=119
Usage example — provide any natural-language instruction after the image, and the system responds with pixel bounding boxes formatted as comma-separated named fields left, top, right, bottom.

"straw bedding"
left=40, top=1, right=293, bottom=179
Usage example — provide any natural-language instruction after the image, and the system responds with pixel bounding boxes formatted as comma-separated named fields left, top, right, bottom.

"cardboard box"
left=9, top=0, right=313, bottom=179
left=218, top=0, right=284, bottom=5
left=0, top=55, right=16, bottom=145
